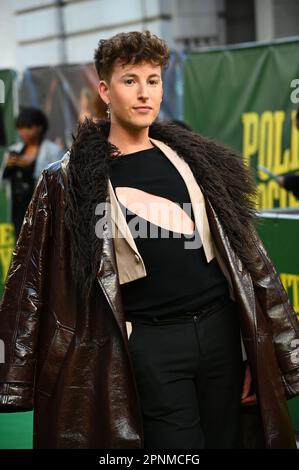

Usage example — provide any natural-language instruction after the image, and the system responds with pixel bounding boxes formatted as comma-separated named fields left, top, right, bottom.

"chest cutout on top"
left=115, top=186, right=195, bottom=235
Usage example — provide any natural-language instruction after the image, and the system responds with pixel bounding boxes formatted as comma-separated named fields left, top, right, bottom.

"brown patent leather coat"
left=0, top=122, right=299, bottom=449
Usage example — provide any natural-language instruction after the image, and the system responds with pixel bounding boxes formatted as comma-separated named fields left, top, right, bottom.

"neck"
left=26, top=137, right=41, bottom=147
left=108, top=121, right=153, bottom=155
left=26, top=142, right=39, bottom=148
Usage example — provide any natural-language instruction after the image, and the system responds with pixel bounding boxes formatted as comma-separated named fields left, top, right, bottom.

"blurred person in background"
left=0, top=107, right=63, bottom=238
left=277, top=172, right=299, bottom=199
left=277, top=110, right=299, bottom=199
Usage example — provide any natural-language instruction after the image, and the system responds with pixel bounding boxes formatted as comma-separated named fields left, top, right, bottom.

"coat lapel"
left=204, top=196, right=257, bottom=341
left=149, top=138, right=215, bottom=262
left=96, top=193, right=129, bottom=344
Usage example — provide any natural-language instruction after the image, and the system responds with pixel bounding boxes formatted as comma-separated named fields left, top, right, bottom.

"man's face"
left=98, top=60, right=163, bottom=131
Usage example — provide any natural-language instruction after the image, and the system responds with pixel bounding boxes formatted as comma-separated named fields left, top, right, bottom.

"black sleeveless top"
left=110, top=146, right=229, bottom=320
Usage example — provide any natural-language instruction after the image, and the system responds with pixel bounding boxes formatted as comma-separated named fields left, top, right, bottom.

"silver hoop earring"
left=106, top=103, right=111, bottom=119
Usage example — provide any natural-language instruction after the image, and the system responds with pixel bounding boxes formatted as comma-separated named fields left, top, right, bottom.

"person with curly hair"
left=276, top=110, right=299, bottom=199
left=0, top=31, right=298, bottom=450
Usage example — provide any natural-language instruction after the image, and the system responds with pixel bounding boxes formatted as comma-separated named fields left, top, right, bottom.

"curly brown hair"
left=93, top=30, right=170, bottom=82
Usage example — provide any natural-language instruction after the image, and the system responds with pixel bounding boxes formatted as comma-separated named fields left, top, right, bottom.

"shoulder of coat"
left=43, top=151, right=69, bottom=172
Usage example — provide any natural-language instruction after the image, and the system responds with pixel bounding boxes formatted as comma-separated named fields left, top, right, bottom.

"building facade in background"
left=1, top=0, right=299, bottom=70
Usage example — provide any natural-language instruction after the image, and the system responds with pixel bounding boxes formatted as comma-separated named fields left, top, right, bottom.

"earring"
left=106, top=102, right=111, bottom=119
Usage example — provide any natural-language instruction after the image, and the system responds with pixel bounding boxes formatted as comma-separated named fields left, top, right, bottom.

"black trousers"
left=128, top=294, right=244, bottom=449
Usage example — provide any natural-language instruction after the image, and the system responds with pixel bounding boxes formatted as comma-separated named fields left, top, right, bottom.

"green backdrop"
left=184, top=39, right=299, bottom=211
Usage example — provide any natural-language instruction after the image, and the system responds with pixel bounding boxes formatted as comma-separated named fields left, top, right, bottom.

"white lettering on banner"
left=290, top=78, right=299, bottom=104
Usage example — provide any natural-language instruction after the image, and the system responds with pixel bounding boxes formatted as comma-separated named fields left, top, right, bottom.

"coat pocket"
left=36, top=323, right=75, bottom=397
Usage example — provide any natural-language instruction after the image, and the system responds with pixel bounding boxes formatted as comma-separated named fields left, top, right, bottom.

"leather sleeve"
left=250, top=226, right=299, bottom=399
left=0, top=171, right=51, bottom=411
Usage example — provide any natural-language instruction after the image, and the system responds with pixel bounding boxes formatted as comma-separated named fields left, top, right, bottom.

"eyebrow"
left=121, top=73, right=161, bottom=79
